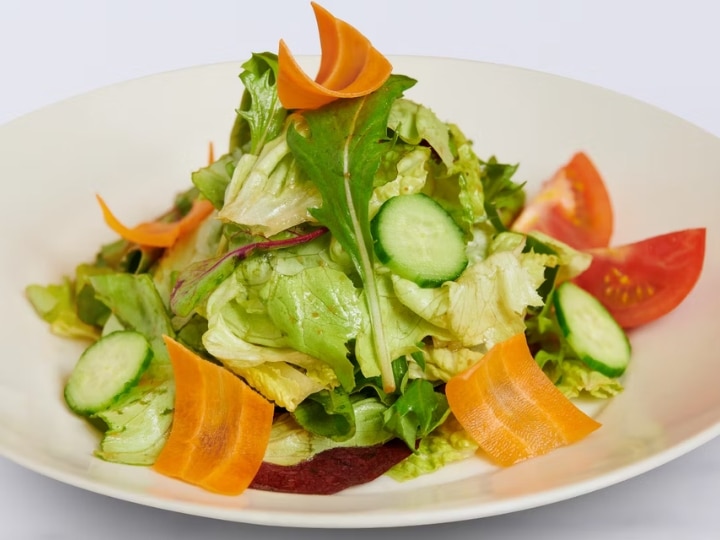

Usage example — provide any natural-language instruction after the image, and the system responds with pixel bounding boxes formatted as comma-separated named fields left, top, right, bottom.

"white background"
left=1, top=0, right=719, bottom=538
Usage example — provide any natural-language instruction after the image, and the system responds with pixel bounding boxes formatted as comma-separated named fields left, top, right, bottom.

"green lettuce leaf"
left=266, top=266, right=361, bottom=390
left=354, top=271, right=448, bottom=379
left=229, top=52, right=286, bottom=155
left=218, top=133, right=321, bottom=237
left=292, top=388, right=355, bottom=441
left=25, top=279, right=100, bottom=341
left=480, top=155, right=525, bottom=230
left=94, top=362, right=174, bottom=465
left=393, top=249, right=547, bottom=350
left=90, top=273, right=174, bottom=361
left=191, top=151, right=240, bottom=209
left=388, top=99, right=454, bottom=167
left=369, top=146, right=431, bottom=217
left=169, top=227, right=327, bottom=318
left=263, top=398, right=393, bottom=466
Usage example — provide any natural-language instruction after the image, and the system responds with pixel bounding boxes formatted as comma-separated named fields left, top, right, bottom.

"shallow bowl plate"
left=0, top=56, right=718, bottom=528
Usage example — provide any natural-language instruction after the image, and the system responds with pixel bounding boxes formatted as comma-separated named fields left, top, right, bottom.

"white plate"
left=0, top=56, right=718, bottom=528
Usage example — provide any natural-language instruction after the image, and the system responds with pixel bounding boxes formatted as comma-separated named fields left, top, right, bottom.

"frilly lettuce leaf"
left=236, top=52, right=286, bottom=154
left=219, top=354, right=329, bottom=412
left=388, top=99, right=454, bottom=167
left=229, top=52, right=286, bottom=155
left=370, top=146, right=431, bottom=217
left=218, top=134, right=321, bottom=237
left=526, top=230, right=593, bottom=282
left=191, top=151, right=241, bottom=210
left=418, top=342, right=485, bottom=382
left=392, top=249, right=547, bottom=350
left=540, top=354, right=624, bottom=399
left=201, top=238, right=359, bottom=408
left=94, top=362, right=174, bottom=465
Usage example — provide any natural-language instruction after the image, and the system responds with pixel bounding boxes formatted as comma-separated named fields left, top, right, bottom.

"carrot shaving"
left=207, top=141, right=215, bottom=165
left=153, top=336, right=274, bottom=495
left=277, top=2, right=392, bottom=110
left=445, top=333, right=601, bottom=467
left=96, top=195, right=214, bottom=248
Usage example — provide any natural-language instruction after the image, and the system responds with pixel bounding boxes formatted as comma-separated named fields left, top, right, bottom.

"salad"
left=25, top=2, right=706, bottom=496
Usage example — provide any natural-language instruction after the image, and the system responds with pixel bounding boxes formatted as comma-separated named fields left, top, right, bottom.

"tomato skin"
left=512, top=152, right=613, bottom=250
left=573, top=228, right=706, bottom=329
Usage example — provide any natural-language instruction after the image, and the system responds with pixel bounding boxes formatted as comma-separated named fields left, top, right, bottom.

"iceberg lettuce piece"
left=526, top=230, right=593, bottom=282
left=540, top=354, right=625, bottom=399
left=370, top=146, right=431, bottom=217
left=420, top=343, right=485, bottom=382
left=218, top=133, right=321, bottom=237
left=392, top=249, right=547, bottom=350
left=94, top=362, right=174, bottom=465
left=203, top=309, right=338, bottom=410
left=388, top=99, right=453, bottom=167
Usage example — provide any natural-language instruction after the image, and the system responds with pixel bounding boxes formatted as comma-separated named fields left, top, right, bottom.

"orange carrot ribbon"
left=153, top=336, right=274, bottom=495
left=446, top=333, right=601, bottom=467
left=96, top=195, right=214, bottom=248
left=277, top=2, right=392, bottom=110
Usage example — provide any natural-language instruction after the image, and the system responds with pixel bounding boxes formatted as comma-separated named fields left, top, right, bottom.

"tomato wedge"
left=573, top=228, right=706, bottom=329
left=512, top=152, right=613, bottom=250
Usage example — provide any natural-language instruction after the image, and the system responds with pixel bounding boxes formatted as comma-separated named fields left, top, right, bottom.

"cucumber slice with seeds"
left=371, top=193, right=468, bottom=287
left=554, top=281, right=631, bottom=377
left=64, top=330, right=153, bottom=415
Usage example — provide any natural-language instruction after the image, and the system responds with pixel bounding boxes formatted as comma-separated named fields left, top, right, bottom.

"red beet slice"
left=249, top=440, right=412, bottom=495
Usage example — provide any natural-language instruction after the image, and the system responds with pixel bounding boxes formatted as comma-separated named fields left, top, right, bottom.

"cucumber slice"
left=554, top=281, right=631, bottom=377
left=371, top=193, right=468, bottom=287
left=64, top=330, right=153, bottom=415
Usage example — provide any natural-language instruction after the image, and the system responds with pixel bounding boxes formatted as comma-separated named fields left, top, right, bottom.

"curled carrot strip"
left=446, top=333, right=601, bottom=467
left=96, top=195, right=214, bottom=248
left=277, top=2, right=392, bottom=110
left=153, top=336, right=274, bottom=495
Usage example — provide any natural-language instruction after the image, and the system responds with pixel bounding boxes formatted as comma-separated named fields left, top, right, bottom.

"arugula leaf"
left=383, top=379, right=450, bottom=449
left=480, top=156, right=525, bottom=231
left=286, top=74, right=417, bottom=392
left=230, top=52, right=287, bottom=155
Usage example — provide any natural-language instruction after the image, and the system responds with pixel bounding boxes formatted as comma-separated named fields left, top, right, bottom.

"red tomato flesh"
left=512, top=152, right=614, bottom=250
left=573, top=228, right=706, bottom=329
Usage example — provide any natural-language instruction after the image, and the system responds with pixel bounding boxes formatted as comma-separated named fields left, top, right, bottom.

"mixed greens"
left=26, top=48, right=630, bottom=491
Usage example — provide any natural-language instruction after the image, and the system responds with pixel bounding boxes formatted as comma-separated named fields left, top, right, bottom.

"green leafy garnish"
left=286, top=74, right=417, bottom=392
